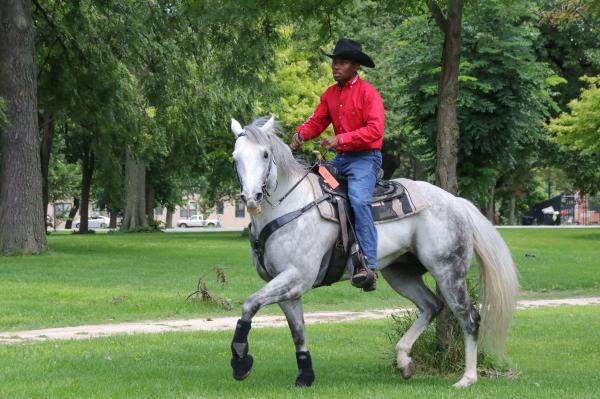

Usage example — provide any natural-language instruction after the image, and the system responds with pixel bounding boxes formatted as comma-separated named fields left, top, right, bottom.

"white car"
left=178, top=215, right=220, bottom=228
left=74, top=215, right=110, bottom=229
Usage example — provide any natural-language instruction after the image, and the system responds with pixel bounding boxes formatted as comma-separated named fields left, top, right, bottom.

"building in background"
left=47, top=197, right=250, bottom=229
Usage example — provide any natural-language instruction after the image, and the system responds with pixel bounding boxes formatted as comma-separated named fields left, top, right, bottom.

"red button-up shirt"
left=296, top=74, right=385, bottom=152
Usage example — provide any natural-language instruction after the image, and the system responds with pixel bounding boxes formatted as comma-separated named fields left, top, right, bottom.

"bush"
left=147, top=218, right=164, bottom=231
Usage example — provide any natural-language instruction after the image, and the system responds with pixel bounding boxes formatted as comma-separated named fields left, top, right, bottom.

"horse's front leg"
left=279, top=298, right=314, bottom=387
left=230, top=269, right=309, bottom=381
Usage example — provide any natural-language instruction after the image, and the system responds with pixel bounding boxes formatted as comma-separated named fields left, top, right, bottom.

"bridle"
left=233, top=132, right=312, bottom=209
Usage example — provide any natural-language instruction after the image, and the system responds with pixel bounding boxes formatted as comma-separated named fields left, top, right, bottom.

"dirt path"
left=1, top=297, right=599, bottom=345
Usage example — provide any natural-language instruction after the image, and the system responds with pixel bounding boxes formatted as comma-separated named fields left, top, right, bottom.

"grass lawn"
left=501, top=228, right=600, bottom=297
left=0, top=228, right=598, bottom=331
left=0, top=305, right=598, bottom=398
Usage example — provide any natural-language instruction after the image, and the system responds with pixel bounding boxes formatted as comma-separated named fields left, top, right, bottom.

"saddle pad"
left=307, top=174, right=429, bottom=224
left=372, top=178, right=429, bottom=224
left=307, top=173, right=338, bottom=223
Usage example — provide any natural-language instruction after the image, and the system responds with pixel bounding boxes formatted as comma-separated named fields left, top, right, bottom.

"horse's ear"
left=231, top=118, right=244, bottom=137
left=260, top=116, right=275, bottom=134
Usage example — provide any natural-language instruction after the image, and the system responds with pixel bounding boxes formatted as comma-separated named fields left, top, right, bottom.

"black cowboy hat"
left=321, top=38, right=375, bottom=68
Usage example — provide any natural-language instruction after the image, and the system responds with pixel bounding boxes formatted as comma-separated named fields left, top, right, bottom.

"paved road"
left=1, top=297, right=599, bottom=345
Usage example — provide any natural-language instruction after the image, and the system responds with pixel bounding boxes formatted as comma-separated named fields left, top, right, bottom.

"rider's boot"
left=351, top=266, right=377, bottom=291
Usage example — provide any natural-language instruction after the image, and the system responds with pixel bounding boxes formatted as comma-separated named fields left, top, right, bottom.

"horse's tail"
left=459, top=198, right=519, bottom=356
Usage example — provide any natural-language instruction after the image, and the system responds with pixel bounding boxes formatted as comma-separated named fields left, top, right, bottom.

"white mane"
left=242, top=116, right=306, bottom=178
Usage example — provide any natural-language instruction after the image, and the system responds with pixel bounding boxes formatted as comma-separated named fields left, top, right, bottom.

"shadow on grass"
left=568, top=233, right=600, bottom=241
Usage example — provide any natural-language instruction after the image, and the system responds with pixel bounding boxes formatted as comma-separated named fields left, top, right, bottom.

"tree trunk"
left=381, top=148, right=400, bottom=179
left=40, top=110, right=54, bottom=225
left=428, top=0, right=464, bottom=195
left=145, top=180, right=155, bottom=223
left=0, top=0, right=48, bottom=254
left=165, top=207, right=174, bottom=229
left=486, top=186, right=495, bottom=223
left=411, top=156, right=426, bottom=181
left=509, top=193, right=516, bottom=225
left=64, top=197, right=79, bottom=229
left=121, top=151, right=148, bottom=231
left=427, top=0, right=465, bottom=349
left=78, top=147, right=95, bottom=233
left=109, top=211, right=118, bottom=229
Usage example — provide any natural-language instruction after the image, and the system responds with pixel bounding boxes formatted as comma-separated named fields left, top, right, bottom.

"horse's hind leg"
left=279, top=298, right=314, bottom=387
left=432, top=268, right=481, bottom=388
left=381, top=261, right=443, bottom=379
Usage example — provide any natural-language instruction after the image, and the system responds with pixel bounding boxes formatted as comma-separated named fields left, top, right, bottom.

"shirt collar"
left=337, top=74, right=360, bottom=90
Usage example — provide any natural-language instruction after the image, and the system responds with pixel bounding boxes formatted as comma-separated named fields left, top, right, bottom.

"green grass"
left=501, top=229, right=600, bottom=296
left=0, top=229, right=598, bottom=331
left=0, top=305, right=598, bottom=398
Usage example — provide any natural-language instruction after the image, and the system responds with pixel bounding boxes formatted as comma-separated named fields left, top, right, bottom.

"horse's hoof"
left=400, top=360, right=416, bottom=380
left=231, top=354, right=254, bottom=381
left=295, top=369, right=315, bottom=387
left=452, top=375, right=477, bottom=388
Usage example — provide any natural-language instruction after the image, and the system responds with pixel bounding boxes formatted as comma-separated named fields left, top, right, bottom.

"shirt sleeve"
left=295, top=92, right=331, bottom=141
left=336, top=87, right=384, bottom=151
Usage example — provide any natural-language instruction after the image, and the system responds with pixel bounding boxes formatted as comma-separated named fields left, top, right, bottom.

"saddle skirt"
left=306, top=173, right=430, bottom=225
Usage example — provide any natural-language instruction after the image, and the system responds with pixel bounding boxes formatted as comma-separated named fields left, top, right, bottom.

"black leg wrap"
left=295, top=351, right=315, bottom=387
left=232, top=319, right=252, bottom=347
left=231, top=319, right=253, bottom=381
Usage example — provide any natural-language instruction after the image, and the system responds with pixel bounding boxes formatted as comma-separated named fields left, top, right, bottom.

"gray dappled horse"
left=229, top=116, right=518, bottom=388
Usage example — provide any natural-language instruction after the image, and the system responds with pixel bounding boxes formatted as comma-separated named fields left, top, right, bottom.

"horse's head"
left=231, top=116, right=278, bottom=216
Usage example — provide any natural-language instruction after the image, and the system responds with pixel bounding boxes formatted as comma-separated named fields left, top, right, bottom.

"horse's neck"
left=251, top=170, right=314, bottom=233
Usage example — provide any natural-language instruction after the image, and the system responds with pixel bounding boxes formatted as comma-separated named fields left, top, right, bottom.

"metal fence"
left=560, top=194, right=600, bottom=225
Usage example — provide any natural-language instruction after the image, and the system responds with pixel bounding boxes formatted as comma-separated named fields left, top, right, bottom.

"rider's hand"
left=290, top=132, right=304, bottom=151
left=319, top=135, right=338, bottom=150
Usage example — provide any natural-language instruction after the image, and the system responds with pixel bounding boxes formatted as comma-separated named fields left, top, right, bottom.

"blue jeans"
left=329, top=150, right=382, bottom=269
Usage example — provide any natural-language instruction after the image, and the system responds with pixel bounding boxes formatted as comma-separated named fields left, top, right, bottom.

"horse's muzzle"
left=242, top=193, right=263, bottom=215
left=246, top=200, right=262, bottom=215
left=247, top=206, right=262, bottom=215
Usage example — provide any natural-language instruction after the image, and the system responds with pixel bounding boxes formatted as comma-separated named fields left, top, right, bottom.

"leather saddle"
left=312, top=164, right=409, bottom=223
left=309, top=164, right=412, bottom=288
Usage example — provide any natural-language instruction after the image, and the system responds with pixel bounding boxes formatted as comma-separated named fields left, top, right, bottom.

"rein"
left=263, top=167, right=312, bottom=208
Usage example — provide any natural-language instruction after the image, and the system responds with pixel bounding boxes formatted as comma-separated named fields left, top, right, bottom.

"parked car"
left=74, top=215, right=110, bottom=229
left=178, top=215, right=220, bottom=228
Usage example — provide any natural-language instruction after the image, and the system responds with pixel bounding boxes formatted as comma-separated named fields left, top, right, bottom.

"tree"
left=33, top=0, right=149, bottom=233
left=535, top=0, right=600, bottom=196
left=548, top=77, right=600, bottom=154
left=427, top=0, right=465, bottom=195
left=0, top=98, right=8, bottom=128
left=121, top=151, right=148, bottom=230
left=547, top=77, right=600, bottom=194
left=535, top=0, right=600, bottom=109
left=0, top=0, right=48, bottom=254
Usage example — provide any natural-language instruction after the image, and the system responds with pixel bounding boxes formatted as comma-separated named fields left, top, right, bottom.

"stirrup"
left=351, top=267, right=376, bottom=289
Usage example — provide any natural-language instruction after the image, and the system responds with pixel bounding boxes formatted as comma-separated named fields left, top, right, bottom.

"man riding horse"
left=290, top=38, right=384, bottom=291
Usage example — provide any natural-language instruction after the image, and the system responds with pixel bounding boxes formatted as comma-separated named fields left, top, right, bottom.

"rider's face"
left=332, top=57, right=360, bottom=84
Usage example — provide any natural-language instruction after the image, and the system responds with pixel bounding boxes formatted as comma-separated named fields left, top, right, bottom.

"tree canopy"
left=2, top=0, right=600, bottom=251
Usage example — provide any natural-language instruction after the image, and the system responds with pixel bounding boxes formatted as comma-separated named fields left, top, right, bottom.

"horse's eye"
left=263, top=151, right=268, bottom=159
